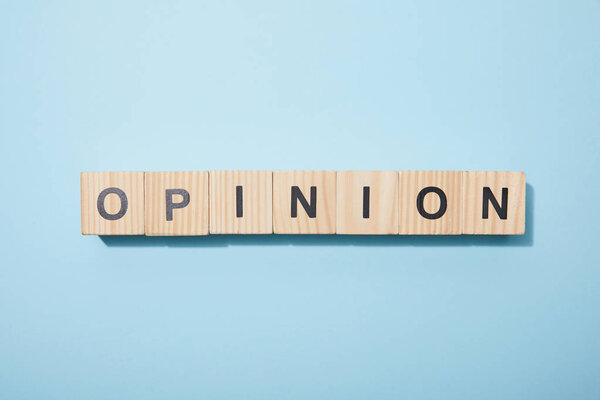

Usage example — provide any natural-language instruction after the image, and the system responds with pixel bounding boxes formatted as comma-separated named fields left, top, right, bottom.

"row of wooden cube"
left=81, top=170, right=526, bottom=235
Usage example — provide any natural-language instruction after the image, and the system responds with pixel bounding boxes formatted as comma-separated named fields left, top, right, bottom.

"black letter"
left=416, top=186, right=447, bottom=220
left=236, top=185, right=243, bottom=218
left=482, top=187, right=508, bottom=219
left=165, top=189, right=190, bottom=221
left=291, top=186, right=317, bottom=218
left=97, top=187, right=128, bottom=220
left=363, top=186, right=370, bottom=219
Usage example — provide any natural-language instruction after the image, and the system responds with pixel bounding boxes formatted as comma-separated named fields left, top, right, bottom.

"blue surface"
left=1, top=1, right=599, bottom=399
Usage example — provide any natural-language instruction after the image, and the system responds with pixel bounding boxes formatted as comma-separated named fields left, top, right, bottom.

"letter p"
left=165, top=189, right=190, bottom=221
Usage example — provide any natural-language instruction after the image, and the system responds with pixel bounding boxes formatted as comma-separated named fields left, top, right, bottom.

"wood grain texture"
left=398, top=171, right=463, bottom=235
left=463, top=171, right=526, bottom=234
left=336, top=171, right=398, bottom=234
left=145, top=171, right=209, bottom=236
left=273, top=170, right=336, bottom=234
left=81, top=171, right=145, bottom=235
left=209, top=170, right=273, bottom=234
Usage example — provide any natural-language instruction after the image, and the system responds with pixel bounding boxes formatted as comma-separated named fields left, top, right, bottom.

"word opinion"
left=81, top=170, right=526, bottom=236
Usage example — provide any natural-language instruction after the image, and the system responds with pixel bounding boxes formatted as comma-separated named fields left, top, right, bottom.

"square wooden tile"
left=273, top=170, right=336, bottom=234
left=336, top=171, right=398, bottom=234
left=210, top=170, right=272, bottom=234
left=81, top=171, right=145, bottom=235
left=398, top=171, right=463, bottom=235
left=463, top=171, right=526, bottom=234
left=145, top=171, right=209, bottom=236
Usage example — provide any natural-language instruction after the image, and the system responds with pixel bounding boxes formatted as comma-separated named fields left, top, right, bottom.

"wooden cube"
left=336, top=171, right=398, bottom=234
left=463, top=171, right=526, bottom=234
left=273, top=170, right=336, bottom=234
left=145, top=171, right=209, bottom=236
left=209, top=170, right=272, bottom=234
left=81, top=171, right=145, bottom=235
left=398, top=171, right=463, bottom=235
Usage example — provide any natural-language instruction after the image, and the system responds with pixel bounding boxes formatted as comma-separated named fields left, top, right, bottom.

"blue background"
left=1, top=1, right=599, bottom=399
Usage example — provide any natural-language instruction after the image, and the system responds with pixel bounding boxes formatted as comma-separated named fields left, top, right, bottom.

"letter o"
left=416, top=186, right=447, bottom=220
left=97, top=187, right=128, bottom=220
